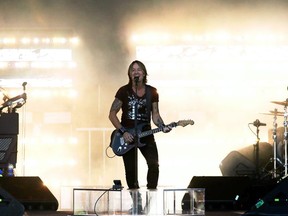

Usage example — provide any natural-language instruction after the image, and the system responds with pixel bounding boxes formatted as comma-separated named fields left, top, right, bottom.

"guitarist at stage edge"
left=108, top=60, right=172, bottom=214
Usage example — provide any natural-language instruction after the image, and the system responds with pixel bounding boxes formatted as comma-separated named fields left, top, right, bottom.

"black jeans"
left=122, top=136, right=159, bottom=189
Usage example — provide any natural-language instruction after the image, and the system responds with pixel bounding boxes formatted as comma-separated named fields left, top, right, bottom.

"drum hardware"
left=271, top=99, right=288, bottom=178
left=260, top=108, right=286, bottom=179
left=272, top=108, right=281, bottom=178
left=262, top=157, right=284, bottom=180
left=284, top=104, right=288, bottom=177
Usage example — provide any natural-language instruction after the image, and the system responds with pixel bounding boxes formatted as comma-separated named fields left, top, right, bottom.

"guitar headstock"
left=177, top=120, right=194, bottom=127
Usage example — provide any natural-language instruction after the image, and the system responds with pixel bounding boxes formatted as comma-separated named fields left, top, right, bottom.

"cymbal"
left=261, top=110, right=284, bottom=116
left=269, top=110, right=285, bottom=115
left=261, top=113, right=284, bottom=116
left=271, top=101, right=288, bottom=106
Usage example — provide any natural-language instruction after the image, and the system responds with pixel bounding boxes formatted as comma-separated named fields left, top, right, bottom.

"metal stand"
left=271, top=98, right=288, bottom=180
left=284, top=104, right=288, bottom=176
left=134, top=82, right=139, bottom=189
left=269, top=108, right=286, bottom=179
left=254, top=126, right=260, bottom=179
left=251, top=119, right=268, bottom=179
left=272, top=109, right=278, bottom=178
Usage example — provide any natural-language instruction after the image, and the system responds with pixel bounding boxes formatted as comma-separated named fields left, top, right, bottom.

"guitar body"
left=110, top=123, right=148, bottom=156
left=110, top=119, right=194, bottom=156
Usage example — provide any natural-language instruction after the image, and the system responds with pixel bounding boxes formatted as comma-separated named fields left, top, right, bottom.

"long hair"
left=127, top=60, right=148, bottom=85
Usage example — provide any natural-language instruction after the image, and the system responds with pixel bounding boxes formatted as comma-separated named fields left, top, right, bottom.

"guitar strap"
left=145, top=85, right=152, bottom=121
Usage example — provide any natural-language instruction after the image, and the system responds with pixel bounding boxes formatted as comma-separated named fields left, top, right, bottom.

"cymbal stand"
left=284, top=104, right=288, bottom=176
left=272, top=108, right=278, bottom=178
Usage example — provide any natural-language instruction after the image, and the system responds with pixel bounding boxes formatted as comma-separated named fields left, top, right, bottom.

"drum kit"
left=262, top=99, right=288, bottom=179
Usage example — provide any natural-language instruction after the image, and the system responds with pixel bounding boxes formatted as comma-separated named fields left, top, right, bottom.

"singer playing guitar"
left=108, top=60, right=172, bottom=214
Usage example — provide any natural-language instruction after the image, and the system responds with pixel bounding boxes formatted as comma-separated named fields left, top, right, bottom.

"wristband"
left=119, top=127, right=126, bottom=135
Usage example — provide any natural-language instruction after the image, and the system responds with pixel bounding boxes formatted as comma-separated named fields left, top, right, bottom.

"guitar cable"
left=93, top=189, right=110, bottom=216
left=105, top=145, right=116, bottom=158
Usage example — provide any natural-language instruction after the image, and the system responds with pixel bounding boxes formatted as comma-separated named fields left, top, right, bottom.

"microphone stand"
left=133, top=80, right=139, bottom=189
left=130, top=80, right=141, bottom=214
left=254, top=126, right=260, bottom=180
left=252, top=119, right=266, bottom=180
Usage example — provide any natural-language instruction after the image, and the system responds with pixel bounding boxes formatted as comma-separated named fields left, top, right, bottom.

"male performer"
left=109, top=60, right=172, bottom=213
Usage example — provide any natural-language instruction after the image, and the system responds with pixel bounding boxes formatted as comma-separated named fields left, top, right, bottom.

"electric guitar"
left=110, top=120, right=194, bottom=156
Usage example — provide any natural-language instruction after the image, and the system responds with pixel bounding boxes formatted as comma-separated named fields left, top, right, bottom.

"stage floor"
left=5, top=176, right=280, bottom=216
left=25, top=210, right=246, bottom=216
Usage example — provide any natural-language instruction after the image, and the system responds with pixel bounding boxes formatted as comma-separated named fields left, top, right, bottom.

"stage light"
left=33, top=38, right=40, bottom=44
left=2, top=38, right=16, bottom=44
left=69, top=37, right=79, bottom=45
left=0, top=35, right=79, bottom=47
left=52, top=37, right=67, bottom=44
left=20, top=38, right=31, bottom=45
left=42, top=38, right=51, bottom=44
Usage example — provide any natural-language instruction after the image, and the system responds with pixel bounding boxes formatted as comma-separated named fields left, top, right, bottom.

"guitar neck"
left=139, top=123, right=177, bottom=138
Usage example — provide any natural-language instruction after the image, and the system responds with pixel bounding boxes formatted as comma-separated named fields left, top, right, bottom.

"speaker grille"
left=0, top=136, right=17, bottom=168
left=0, top=152, right=5, bottom=160
left=0, top=138, right=13, bottom=161
left=0, top=137, right=13, bottom=150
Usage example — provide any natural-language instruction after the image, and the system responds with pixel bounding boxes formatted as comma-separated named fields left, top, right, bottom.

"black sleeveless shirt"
left=115, top=84, right=159, bottom=128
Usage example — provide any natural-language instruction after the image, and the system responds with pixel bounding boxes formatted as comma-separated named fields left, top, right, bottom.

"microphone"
left=253, top=119, right=266, bottom=127
left=134, top=76, right=139, bottom=83
left=22, top=82, right=27, bottom=91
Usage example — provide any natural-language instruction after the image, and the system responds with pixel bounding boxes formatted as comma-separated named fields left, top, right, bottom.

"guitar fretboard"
left=139, top=122, right=177, bottom=138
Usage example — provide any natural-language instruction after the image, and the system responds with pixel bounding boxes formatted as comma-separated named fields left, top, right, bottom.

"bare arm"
left=108, top=98, right=123, bottom=129
left=151, top=102, right=172, bottom=133
left=151, top=102, right=165, bottom=127
left=109, top=98, right=135, bottom=142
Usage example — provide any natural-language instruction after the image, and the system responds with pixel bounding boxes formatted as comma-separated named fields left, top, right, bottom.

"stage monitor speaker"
left=0, top=113, right=19, bottom=170
left=220, top=142, right=273, bottom=177
left=220, top=150, right=256, bottom=177
left=243, top=178, right=288, bottom=215
left=184, top=176, right=253, bottom=211
left=0, top=187, right=25, bottom=216
left=0, top=176, right=58, bottom=211
left=0, top=135, right=18, bottom=170
left=0, top=113, right=19, bottom=134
